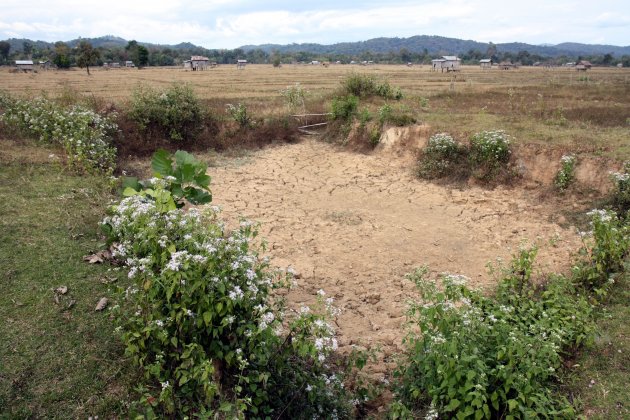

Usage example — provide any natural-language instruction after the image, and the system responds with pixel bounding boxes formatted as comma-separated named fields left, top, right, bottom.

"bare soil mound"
left=210, top=139, right=582, bottom=372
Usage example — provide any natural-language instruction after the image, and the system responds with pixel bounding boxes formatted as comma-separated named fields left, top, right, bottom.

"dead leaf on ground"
left=99, top=276, right=117, bottom=284
left=83, top=249, right=113, bottom=264
left=55, top=286, right=68, bottom=295
left=67, top=299, right=76, bottom=309
left=95, top=297, right=108, bottom=311
left=53, top=294, right=60, bottom=305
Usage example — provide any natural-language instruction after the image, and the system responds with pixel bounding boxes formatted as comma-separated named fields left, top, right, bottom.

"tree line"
left=1, top=39, right=629, bottom=69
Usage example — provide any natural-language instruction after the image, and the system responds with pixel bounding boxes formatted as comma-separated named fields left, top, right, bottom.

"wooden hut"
left=39, top=60, right=51, bottom=70
left=498, top=62, right=516, bottom=70
left=577, top=60, right=592, bottom=69
left=236, top=59, right=247, bottom=69
left=479, top=58, right=492, bottom=69
left=432, top=56, right=460, bottom=72
left=125, top=61, right=135, bottom=68
left=190, top=55, right=210, bottom=70
left=15, top=60, right=34, bottom=72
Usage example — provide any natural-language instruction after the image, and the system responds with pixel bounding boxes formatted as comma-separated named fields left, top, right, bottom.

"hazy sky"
left=1, top=0, right=629, bottom=48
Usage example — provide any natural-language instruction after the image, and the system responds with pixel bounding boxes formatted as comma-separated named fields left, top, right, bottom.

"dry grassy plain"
left=2, top=63, right=629, bottom=159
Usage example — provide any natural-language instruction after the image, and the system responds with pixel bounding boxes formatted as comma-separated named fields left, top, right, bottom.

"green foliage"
left=358, top=107, right=372, bottom=127
left=101, top=150, right=366, bottom=417
left=554, top=154, right=577, bottom=191
left=0, top=94, right=117, bottom=174
left=76, top=40, right=100, bottom=75
left=469, top=130, right=512, bottom=180
left=279, top=83, right=308, bottom=113
left=226, top=103, right=253, bottom=128
left=394, top=246, right=594, bottom=419
left=609, top=161, right=630, bottom=218
left=121, top=149, right=212, bottom=212
left=342, top=73, right=403, bottom=99
left=572, top=209, right=630, bottom=295
left=331, top=95, right=358, bottom=121
left=417, top=133, right=465, bottom=179
left=128, top=83, right=203, bottom=141
left=378, top=104, right=416, bottom=127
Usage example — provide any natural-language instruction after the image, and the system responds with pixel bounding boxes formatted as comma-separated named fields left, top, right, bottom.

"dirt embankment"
left=210, top=135, right=592, bottom=373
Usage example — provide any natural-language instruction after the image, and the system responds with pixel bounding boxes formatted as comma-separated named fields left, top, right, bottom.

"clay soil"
left=210, top=137, right=583, bottom=374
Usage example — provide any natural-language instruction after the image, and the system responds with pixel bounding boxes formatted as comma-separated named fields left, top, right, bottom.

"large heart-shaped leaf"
left=152, top=149, right=173, bottom=177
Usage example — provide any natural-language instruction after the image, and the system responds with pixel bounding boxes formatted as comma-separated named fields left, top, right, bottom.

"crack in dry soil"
left=211, top=138, right=581, bottom=371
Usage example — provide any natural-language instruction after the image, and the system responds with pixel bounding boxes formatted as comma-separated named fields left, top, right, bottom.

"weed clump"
left=128, top=83, right=204, bottom=142
left=341, top=73, right=403, bottom=100
left=554, top=154, right=577, bottom=191
left=417, top=133, right=465, bottom=179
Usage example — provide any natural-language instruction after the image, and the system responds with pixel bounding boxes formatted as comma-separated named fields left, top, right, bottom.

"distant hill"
left=3, top=35, right=206, bottom=52
left=240, top=35, right=630, bottom=57
left=3, top=34, right=629, bottom=58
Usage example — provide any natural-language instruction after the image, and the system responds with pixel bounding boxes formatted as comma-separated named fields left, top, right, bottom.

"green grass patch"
left=0, top=140, right=136, bottom=418
left=562, top=270, right=630, bottom=419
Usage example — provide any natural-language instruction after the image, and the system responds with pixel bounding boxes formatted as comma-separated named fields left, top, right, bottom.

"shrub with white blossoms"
left=609, top=161, right=630, bottom=218
left=0, top=94, right=117, bottom=174
left=573, top=208, right=629, bottom=294
left=102, top=174, right=363, bottom=417
left=394, top=246, right=593, bottom=419
left=554, top=154, right=577, bottom=191
left=417, top=133, right=465, bottom=179
left=469, top=130, right=512, bottom=179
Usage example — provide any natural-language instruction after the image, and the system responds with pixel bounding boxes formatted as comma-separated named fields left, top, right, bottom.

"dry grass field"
left=2, top=64, right=629, bottom=158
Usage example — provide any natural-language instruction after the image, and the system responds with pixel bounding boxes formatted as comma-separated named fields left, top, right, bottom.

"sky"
left=1, top=0, right=629, bottom=48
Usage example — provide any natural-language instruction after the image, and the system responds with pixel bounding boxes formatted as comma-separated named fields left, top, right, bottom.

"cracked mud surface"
left=210, top=138, right=581, bottom=372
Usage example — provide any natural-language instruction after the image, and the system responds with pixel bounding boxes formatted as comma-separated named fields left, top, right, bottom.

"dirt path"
left=210, top=138, right=581, bottom=372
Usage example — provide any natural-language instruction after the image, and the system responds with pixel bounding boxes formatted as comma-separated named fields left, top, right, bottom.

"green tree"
left=137, top=45, right=149, bottom=67
left=53, top=41, right=72, bottom=69
left=0, top=41, right=10, bottom=64
left=76, top=41, right=100, bottom=75
left=22, top=41, right=33, bottom=58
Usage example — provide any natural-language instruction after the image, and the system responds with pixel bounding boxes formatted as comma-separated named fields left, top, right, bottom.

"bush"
left=394, top=246, right=593, bottom=419
left=554, top=154, right=577, bottom=191
left=417, top=133, right=466, bottom=179
left=469, top=130, right=512, bottom=180
left=128, top=83, right=203, bottom=141
left=279, top=83, right=308, bottom=113
left=226, top=103, right=253, bottom=128
left=341, top=73, right=403, bottom=99
left=572, top=209, right=630, bottom=295
left=609, top=161, right=630, bottom=218
left=0, top=94, right=117, bottom=174
left=101, top=151, right=366, bottom=417
left=331, top=95, right=358, bottom=121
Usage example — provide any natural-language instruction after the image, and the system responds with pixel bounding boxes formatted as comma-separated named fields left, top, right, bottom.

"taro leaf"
left=95, top=297, right=108, bottom=311
left=121, top=176, right=141, bottom=193
left=174, top=150, right=197, bottom=168
left=152, top=149, right=173, bottom=177
left=122, top=186, right=140, bottom=197
left=185, top=187, right=212, bottom=205
left=194, top=172, right=211, bottom=189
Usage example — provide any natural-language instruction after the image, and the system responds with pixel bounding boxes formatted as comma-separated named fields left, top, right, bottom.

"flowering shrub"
left=469, top=130, right=512, bottom=180
left=394, top=246, right=593, bottom=419
left=226, top=103, right=253, bottom=128
left=102, top=157, right=364, bottom=417
left=0, top=94, right=117, bottom=174
left=573, top=209, right=630, bottom=295
left=609, top=161, right=630, bottom=218
left=280, top=83, right=309, bottom=113
left=554, top=154, right=577, bottom=191
left=417, top=133, right=464, bottom=179
left=128, top=83, right=203, bottom=141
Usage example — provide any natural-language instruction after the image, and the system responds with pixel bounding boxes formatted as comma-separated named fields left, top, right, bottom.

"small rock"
left=95, top=297, right=108, bottom=311
left=55, top=286, right=68, bottom=295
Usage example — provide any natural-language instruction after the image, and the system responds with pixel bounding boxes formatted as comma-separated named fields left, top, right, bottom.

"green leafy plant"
left=572, top=209, right=630, bottom=296
left=128, top=83, right=203, bottom=141
left=121, top=149, right=211, bottom=212
left=342, top=73, right=402, bottom=99
left=554, top=154, right=577, bottom=191
left=279, top=83, right=308, bottom=113
left=609, top=161, right=630, bottom=218
left=331, top=95, right=358, bottom=121
left=469, top=130, right=512, bottom=180
left=394, top=245, right=593, bottom=419
left=0, top=93, right=117, bottom=174
left=417, top=133, right=465, bottom=179
left=226, top=103, right=253, bottom=128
